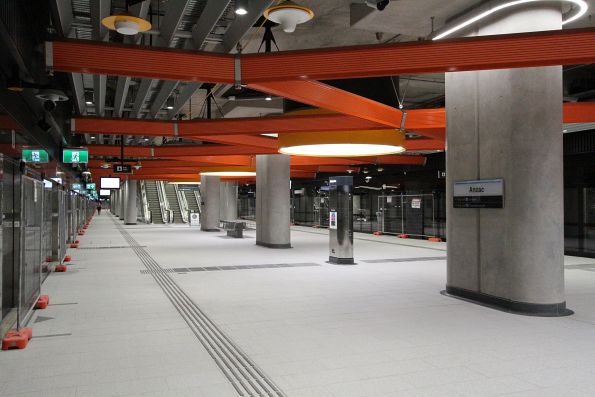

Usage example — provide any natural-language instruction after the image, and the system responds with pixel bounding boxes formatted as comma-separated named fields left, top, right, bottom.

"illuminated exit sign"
left=63, top=148, right=89, bottom=164
left=22, top=149, right=49, bottom=163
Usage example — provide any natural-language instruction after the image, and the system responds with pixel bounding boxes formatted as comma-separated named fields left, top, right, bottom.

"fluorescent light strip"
left=433, top=0, right=588, bottom=40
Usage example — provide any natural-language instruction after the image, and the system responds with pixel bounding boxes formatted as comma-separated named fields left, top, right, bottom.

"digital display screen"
left=100, top=177, right=120, bottom=189
left=99, top=189, right=111, bottom=196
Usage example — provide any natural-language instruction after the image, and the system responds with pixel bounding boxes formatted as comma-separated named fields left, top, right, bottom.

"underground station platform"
left=2, top=0, right=595, bottom=396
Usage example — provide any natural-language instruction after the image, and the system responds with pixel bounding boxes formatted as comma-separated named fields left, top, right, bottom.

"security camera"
left=366, top=0, right=390, bottom=11
left=43, top=100, right=57, bottom=112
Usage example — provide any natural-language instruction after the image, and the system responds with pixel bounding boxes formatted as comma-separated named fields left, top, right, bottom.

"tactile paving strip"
left=140, top=262, right=320, bottom=274
left=113, top=218, right=286, bottom=397
left=362, top=256, right=447, bottom=263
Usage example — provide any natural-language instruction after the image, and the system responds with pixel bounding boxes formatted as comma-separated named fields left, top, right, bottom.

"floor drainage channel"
left=112, top=219, right=285, bottom=397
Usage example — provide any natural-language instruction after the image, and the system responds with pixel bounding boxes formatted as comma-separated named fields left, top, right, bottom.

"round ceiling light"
left=278, top=130, right=406, bottom=157
left=264, top=1, right=314, bottom=33
left=102, top=14, right=152, bottom=36
left=200, top=166, right=256, bottom=177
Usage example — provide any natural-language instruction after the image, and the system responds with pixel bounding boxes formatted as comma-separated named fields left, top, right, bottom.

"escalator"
left=145, top=181, right=164, bottom=224
left=164, top=183, right=184, bottom=223
left=184, top=190, right=200, bottom=213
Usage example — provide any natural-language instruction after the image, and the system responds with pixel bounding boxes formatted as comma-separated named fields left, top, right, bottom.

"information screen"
left=100, top=177, right=120, bottom=189
left=99, top=189, right=111, bottom=196
left=63, top=148, right=89, bottom=164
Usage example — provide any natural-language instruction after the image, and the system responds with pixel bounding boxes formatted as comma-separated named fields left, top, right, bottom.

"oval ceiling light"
left=235, top=0, right=248, bottom=15
left=200, top=166, right=256, bottom=177
left=433, top=0, right=588, bottom=40
left=278, top=130, right=406, bottom=157
left=264, top=0, right=314, bottom=33
left=102, top=14, right=152, bottom=36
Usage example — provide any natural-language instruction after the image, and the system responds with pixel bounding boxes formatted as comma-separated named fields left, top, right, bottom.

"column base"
left=442, top=286, right=573, bottom=317
left=256, top=241, right=291, bottom=249
left=329, top=257, right=355, bottom=265
left=125, top=223, right=136, bottom=225
left=201, top=228, right=220, bottom=232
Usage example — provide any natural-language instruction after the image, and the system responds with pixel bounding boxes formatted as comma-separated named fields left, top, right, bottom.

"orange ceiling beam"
left=87, top=144, right=276, bottom=157
left=72, top=110, right=445, bottom=138
left=48, top=39, right=234, bottom=83
left=249, top=80, right=403, bottom=130
left=48, top=28, right=595, bottom=83
left=191, top=134, right=278, bottom=149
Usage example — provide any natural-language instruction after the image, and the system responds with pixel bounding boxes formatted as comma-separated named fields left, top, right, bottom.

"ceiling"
left=1, top=0, right=595, bottom=183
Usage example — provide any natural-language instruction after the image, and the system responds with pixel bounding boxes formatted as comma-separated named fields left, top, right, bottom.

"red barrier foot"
left=55, top=264, right=68, bottom=272
left=75, top=240, right=80, bottom=244
left=70, top=243, right=79, bottom=249
left=78, top=232, right=85, bottom=236
left=373, top=231, right=383, bottom=236
left=35, top=295, right=50, bottom=309
left=64, top=256, right=72, bottom=262
left=428, top=237, right=443, bottom=242
left=46, top=256, right=53, bottom=262
left=398, top=234, right=409, bottom=239
left=2, top=328, right=32, bottom=350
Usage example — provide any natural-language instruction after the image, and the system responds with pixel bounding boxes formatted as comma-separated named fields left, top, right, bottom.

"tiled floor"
left=1, top=215, right=595, bottom=396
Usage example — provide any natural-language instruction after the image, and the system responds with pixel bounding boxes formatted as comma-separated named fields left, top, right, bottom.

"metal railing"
left=139, top=180, right=151, bottom=224
left=156, top=181, right=172, bottom=224
left=377, top=194, right=445, bottom=239
left=174, top=184, right=189, bottom=223
left=193, top=190, right=202, bottom=214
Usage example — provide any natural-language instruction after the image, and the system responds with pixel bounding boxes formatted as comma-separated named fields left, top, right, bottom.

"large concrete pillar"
left=110, top=191, right=115, bottom=215
left=200, top=175, right=221, bottom=231
left=220, top=182, right=238, bottom=221
left=445, top=5, right=570, bottom=316
left=256, top=154, right=291, bottom=248
left=119, top=182, right=126, bottom=221
left=114, top=190, right=120, bottom=217
left=125, top=180, right=137, bottom=225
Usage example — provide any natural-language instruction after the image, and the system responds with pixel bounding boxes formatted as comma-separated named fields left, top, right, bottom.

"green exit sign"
left=86, top=183, right=96, bottom=191
left=63, top=148, right=89, bottom=164
left=22, top=149, right=49, bottom=163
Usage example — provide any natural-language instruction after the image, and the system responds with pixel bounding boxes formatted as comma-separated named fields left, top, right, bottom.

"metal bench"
left=220, top=220, right=246, bottom=238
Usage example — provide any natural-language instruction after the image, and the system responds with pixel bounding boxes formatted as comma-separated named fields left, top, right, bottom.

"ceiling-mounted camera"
left=365, top=0, right=390, bottom=11
left=35, top=89, right=69, bottom=113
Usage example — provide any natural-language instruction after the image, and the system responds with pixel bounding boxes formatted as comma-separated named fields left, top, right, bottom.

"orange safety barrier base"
left=373, top=231, right=383, bottom=236
left=35, top=295, right=49, bottom=310
left=428, top=237, right=443, bottom=242
left=75, top=240, right=80, bottom=244
left=2, top=328, right=32, bottom=350
left=55, top=264, right=68, bottom=272
left=398, top=234, right=409, bottom=239
left=64, top=255, right=72, bottom=262
left=70, top=243, right=79, bottom=248
left=78, top=231, right=85, bottom=236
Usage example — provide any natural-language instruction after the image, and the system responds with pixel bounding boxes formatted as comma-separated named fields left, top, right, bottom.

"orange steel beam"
left=48, top=40, right=234, bottom=83
left=191, top=134, right=278, bottom=149
left=88, top=156, right=253, bottom=168
left=49, top=28, right=595, bottom=82
left=249, top=80, right=403, bottom=129
left=88, top=144, right=276, bottom=157
left=242, top=28, right=595, bottom=81
left=72, top=111, right=445, bottom=137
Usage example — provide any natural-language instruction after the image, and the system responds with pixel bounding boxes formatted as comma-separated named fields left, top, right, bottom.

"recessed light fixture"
left=278, top=130, right=406, bottom=157
left=85, top=91, right=93, bottom=105
left=264, top=0, right=314, bottom=33
left=235, top=0, right=248, bottom=15
left=265, top=95, right=272, bottom=101
left=200, top=166, right=256, bottom=177
left=433, top=0, right=588, bottom=40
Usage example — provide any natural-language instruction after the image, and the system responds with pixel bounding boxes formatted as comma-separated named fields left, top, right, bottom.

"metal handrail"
left=193, top=190, right=202, bottom=214
left=175, top=185, right=189, bottom=223
left=139, top=180, right=151, bottom=224
left=156, top=181, right=172, bottom=224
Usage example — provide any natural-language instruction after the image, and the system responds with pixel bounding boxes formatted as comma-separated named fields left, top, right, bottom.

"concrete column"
left=119, top=182, right=126, bottom=221
left=110, top=191, right=115, bottom=215
left=220, top=182, right=238, bottom=221
left=445, top=5, right=570, bottom=316
left=200, top=175, right=221, bottom=231
left=256, top=154, right=291, bottom=248
left=125, top=180, right=137, bottom=225
left=114, top=190, right=120, bottom=217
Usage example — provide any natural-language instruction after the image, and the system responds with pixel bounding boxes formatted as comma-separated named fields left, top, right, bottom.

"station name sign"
left=453, top=179, right=504, bottom=208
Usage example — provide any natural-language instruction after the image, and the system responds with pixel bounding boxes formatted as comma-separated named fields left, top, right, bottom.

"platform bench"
left=221, top=221, right=246, bottom=238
